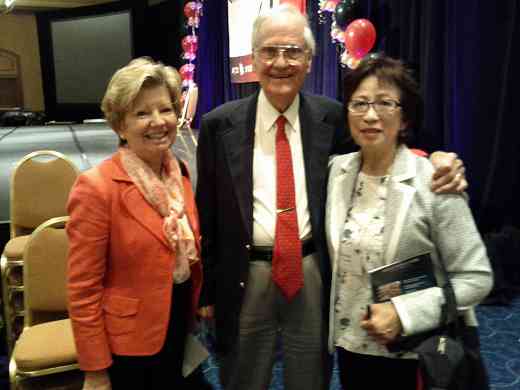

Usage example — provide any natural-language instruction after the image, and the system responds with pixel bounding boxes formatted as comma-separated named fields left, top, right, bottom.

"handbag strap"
left=436, top=255, right=461, bottom=334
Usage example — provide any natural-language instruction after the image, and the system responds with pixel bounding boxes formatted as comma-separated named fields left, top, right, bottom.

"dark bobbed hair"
left=343, top=54, right=423, bottom=144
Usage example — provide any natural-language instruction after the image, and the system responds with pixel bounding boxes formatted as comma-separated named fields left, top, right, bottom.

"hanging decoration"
left=184, top=1, right=202, bottom=28
left=178, top=0, right=204, bottom=147
left=318, top=0, right=376, bottom=69
left=180, top=0, right=203, bottom=87
left=181, top=35, right=198, bottom=61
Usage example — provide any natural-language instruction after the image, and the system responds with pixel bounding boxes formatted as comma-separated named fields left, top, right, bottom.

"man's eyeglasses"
left=347, top=99, right=402, bottom=115
left=255, top=45, right=309, bottom=64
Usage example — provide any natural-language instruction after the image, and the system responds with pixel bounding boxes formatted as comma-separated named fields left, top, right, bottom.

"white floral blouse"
left=334, top=171, right=404, bottom=358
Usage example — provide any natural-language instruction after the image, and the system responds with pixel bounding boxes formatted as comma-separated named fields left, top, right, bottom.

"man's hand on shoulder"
left=430, top=151, right=468, bottom=194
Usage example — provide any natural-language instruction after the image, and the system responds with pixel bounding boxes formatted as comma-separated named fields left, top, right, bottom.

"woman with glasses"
left=66, top=57, right=210, bottom=390
left=325, top=55, right=492, bottom=389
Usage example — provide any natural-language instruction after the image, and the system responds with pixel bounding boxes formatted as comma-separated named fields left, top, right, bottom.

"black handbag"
left=387, top=258, right=490, bottom=390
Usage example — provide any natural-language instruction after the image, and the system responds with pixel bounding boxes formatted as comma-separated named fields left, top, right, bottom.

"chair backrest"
left=23, top=216, right=70, bottom=327
left=9, top=150, right=79, bottom=239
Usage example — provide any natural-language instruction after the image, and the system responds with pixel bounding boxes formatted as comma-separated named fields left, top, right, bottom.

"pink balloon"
left=181, top=35, right=198, bottom=54
left=344, top=19, right=376, bottom=59
left=183, top=1, right=199, bottom=18
left=179, top=63, right=195, bottom=81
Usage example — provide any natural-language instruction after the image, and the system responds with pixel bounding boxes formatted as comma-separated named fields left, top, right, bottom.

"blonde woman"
left=67, top=58, right=206, bottom=389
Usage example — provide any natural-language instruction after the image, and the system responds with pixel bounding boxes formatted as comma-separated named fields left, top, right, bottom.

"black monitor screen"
left=50, top=10, right=132, bottom=105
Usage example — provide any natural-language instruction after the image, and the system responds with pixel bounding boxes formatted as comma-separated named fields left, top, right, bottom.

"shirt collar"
left=257, top=90, right=300, bottom=133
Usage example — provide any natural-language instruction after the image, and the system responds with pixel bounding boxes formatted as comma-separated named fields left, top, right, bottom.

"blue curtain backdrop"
left=194, top=0, right=519, bottom=232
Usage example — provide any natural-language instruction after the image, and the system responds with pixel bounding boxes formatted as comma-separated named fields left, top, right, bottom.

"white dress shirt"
left=252, top=90, right=311, bottom=246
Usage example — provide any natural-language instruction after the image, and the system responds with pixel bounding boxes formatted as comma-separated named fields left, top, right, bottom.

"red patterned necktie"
left=272, top=115, right=303, bottom=301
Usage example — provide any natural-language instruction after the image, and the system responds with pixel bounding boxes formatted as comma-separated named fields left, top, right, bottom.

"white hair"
left=251, top=3, right=316, bottom=56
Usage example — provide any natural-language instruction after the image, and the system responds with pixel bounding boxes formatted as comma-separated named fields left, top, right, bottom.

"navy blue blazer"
left=195, top=91, right=351, bottom=353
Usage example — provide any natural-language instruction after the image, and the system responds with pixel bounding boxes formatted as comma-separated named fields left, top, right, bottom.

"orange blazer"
left=66, top=152, right=203, bottom=371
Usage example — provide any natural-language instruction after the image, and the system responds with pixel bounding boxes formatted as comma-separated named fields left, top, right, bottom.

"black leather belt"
left=250, top=238, right=316, bottom=261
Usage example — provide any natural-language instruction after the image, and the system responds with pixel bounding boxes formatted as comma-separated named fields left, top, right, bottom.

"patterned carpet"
left=199, top=296, right=520, bottom=390
left=477, top=297, right=520, bottom=389
left=0, top=296, right=519, bottom=389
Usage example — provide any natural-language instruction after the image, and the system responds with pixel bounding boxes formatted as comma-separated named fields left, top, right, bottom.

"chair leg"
left=1, top=256, right=24, bottom=355
left=1, top=255, right=14, bottom=354
left=9, top=355, right=20, bottom=390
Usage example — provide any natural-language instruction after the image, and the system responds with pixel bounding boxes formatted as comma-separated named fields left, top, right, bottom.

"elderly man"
left=196, top=5, right=465, bottom=390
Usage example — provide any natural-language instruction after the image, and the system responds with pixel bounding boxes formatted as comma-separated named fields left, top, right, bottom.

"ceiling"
left=6, top=0, right=118, bottom=12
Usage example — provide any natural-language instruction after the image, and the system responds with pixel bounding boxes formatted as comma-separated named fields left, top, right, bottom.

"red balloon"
left=344, top=19, right=376, bottom=59
left=179, top=63, right=195, bottom=81
left=184, top=2, right=199, bottom=18
left=181, top=35, right=198, bottom=54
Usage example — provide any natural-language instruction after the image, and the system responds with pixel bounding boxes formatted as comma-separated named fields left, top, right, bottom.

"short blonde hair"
left=101, top=57, right=182, bottom=134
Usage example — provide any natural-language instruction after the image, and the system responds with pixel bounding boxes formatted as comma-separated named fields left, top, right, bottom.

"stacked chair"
left=0, top=150, right=79, bottom=354
left=8, top=216, right=79, bottom=389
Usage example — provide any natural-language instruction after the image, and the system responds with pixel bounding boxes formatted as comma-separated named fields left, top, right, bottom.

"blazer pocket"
left=102, top=294, right=140, bottom=336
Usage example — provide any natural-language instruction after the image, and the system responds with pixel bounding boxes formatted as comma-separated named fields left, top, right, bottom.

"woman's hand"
left=197, top=305, right=215, bottom=320
left=360, top=303, right=402, bottom=345
left=429, top=151, right=468, bottom=193
left=83, top=369, right=111, bottom=390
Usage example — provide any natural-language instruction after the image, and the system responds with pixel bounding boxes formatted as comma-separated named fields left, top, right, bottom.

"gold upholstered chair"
left=9, top=216, right=79, bottom=389
left=1, top=150, right=79, bottom=353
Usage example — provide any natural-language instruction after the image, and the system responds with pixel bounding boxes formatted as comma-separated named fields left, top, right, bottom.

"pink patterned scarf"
left=120, top=147, right=198, bottom=284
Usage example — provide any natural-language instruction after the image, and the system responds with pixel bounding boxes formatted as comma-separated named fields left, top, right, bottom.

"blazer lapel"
left=110, top=154, right=170, bottom=249
left=121, top=186, right=170, bottom=249
left=221, top=94, right=257, bottom=241
left=383, top=146, right=417, bottom=264
left=327, top=154, right=360, bottom=264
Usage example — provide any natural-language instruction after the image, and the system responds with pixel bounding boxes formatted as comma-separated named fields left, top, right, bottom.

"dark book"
left=368, top=253, right=437, bottom=303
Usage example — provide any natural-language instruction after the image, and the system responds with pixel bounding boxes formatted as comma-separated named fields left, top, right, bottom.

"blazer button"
left=245, top=244, right=251, bottom=250
left=240, top=282, right=245, bottom=288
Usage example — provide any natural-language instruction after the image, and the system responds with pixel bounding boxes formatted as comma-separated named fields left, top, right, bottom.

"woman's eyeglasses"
left=347, top=99, right=402, bottom=115
left=255, top=45, right=309, bottom=64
